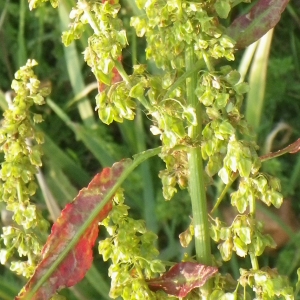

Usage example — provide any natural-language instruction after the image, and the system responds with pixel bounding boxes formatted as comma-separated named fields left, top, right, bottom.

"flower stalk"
left=185, top=46, right=212, bottom=295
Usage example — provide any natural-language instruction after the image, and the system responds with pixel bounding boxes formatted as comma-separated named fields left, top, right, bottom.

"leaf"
left=214, top=0, right=231, bottom=19
left=226, top=0, right=289, bottom=49
left=179, top=224, right=194, bottom=248
left=147, top=262, right=218, bottom=297
left=15, top=159, right=132, bottom=300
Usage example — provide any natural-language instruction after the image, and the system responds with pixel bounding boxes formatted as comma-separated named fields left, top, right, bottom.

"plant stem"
left=210, top=173, right=237, bottom=214
left=250, top=253, right=259, bottom=270
left=163, top=59, right=205, bottom=101
left=260, top=137, right=300, bottom=162
left=185, top=47, right=212, bottom=296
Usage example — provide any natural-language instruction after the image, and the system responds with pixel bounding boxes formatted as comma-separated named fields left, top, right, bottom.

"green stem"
left=260, top=137, right=300, bottom=162
left=211, top=173, right=238, bottom=214
left=202, top=51, right=214, bottom=72
left=250, top=252, right=259, bottom=270
left=135, top=108, right=158, bottom=234
left=82, top=1, right=100, bottom=35
left=185, top=47, right=212, bottom=296
left=163, top=59, right=205, bottom=101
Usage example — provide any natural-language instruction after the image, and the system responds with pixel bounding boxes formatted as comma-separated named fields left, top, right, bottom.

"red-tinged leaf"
left=147, top=262, right=218, bottom=297
left=226, top=0, right=289, bottom=49
left=16, top=159, right=132, bottom=300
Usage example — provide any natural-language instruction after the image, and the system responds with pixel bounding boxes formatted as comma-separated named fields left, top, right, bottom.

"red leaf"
left=226, top=0, right=289, bottom=49
left=147, top=262, right=218, bottom=297
left=16, top=159, right=131, bottom=300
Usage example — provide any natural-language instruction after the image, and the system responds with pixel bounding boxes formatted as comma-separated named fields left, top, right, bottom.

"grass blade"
left=18, top=0, right=27, bottom=67
left=43, top=133, right=91, bottom=185
left=47, top=98, right=115, bottom=166
left=0, top=279, right=21, bottom=300
left=58, top=1, right=95, bottom=128
left=84, top=265, right=111, bottom=300
left=245, top=29, right=274, bottom=136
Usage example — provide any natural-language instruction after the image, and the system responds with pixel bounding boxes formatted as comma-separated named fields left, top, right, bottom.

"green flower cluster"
left=99, top=189, right=166, bottom=300
left=198, top=64, right=287, bottom=294
left=131, top=1, right=289, bottom=296
left=239, top=268, right=293, bottom=299
left=129, top=1, right=237, bottom=200
left=0, top=59, right=49, bottom=277
left=231, top=174, right=283, bottom=213
left=61, top=0, right=142, bottom=124
left=198, top=66, right=252, bottom=178
left=211, top=215, right=276, bottom=261
left=131, top=0, right=235, bottom=70
left=28, top=0, right=58, bottom=10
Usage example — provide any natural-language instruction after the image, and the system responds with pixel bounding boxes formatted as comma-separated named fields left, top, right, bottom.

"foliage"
left=0, top=0, right=300, bottom=299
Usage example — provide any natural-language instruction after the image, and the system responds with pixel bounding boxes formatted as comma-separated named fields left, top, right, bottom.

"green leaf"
left=179, top=224, right=194, bottom=248
left=234, top=82, right=249, bottom=95
left=238, top=158, right=252, bottom=178
left=206, top=107, right=221, bottom=120
left=95, top=69, right=111, bottom=86
left=33, top=114, right=43, bottom=123
left=129, top=82, right=144, bottom=98
left=216, top=93, right=229, bottom=108
left=231, top=190, right=248, bottom=213
left=219, top=120, right=235, bottom=135
left=233, top=236, right=247, bottom=257
left=237, top=227, right=251, bottom=245
left=214, top=0, right=231, bottom=19
left=206, top=154, right=222, bottom=177
left=183, top=106, right=197, bottom=126
left=220, top=227, right=231, bottom=240
left=199, top=89, right=214, bottom=106
left=218, top=239, right=233, bottom=261
left=210, top=289, right=225, bottom=299
left=218, top=167, right=230, bottom=184
left=269, top=190, right=283, bottom=208
left=150, top=260, right=166, bottom=273
left=225, top=70, right=240, bottom=85
left=29, top=148, right=42, bottom=167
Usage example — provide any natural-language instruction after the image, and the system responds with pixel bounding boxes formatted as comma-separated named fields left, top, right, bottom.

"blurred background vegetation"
left=1, top=0, right=300, bottom=299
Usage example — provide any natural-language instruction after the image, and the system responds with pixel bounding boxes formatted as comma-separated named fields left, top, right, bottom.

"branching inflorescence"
left=1, top=0, right=296, bottom=299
